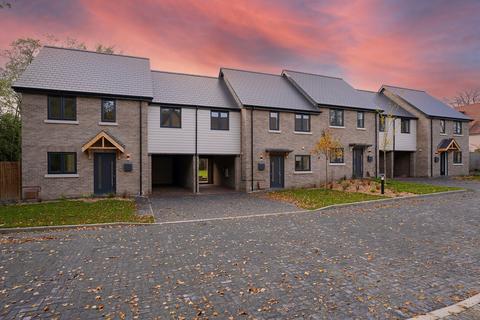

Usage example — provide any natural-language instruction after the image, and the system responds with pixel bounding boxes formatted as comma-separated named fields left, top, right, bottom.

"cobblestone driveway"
left=1, top=185, right=479, bottom=319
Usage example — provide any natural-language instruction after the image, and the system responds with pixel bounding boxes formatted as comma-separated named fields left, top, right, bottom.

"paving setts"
left=1, top=190, right=479, bottom=319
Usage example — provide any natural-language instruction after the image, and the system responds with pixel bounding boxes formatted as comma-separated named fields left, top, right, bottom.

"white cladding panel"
left=197, top=109, right=241, bottom=154
left=147, top=106, right=195, bottom=154
left=395, top=118, right=417, bottom=151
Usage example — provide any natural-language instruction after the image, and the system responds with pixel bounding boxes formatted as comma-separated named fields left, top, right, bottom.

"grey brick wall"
left=21, top=94, right=149, bottom=200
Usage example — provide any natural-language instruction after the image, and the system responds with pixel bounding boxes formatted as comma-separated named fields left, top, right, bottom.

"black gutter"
left=195, top=106, right=198, bottom=193
left=430, top=119, right=433, bottom=177
left=242, top=104, right=321, bottom=114
left=148, top=102, right=241, bottom=111
left=139, top=101, right=143, bottom=195
left=251, top=107, right=254, bottom=192
left=392, top=117, right=396, bottom=178
left=374, top=113, right=378, bottom=177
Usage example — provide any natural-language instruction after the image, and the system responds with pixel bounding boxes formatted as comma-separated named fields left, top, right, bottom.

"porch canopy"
left=81, top=131, right=125, bottom=159
left=437, top=138, right=460, bottom=152
left=265, top=148, right=293, bottom=154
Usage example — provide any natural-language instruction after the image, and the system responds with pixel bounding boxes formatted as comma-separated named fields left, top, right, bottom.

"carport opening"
left=198, top=155, right=236, bottom=193
left=394, top=151, right=414, bottom=177
left=151, top=154, right=194, bottom=194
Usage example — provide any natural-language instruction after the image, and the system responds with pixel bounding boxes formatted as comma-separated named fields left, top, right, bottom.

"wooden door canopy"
left=437, top=138, right=460, bottom=152
left=81, top=131, right=125, bottom=159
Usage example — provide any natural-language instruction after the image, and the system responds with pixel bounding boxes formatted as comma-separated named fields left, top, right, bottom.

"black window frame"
left=47, top=152, right=77, bottom=174
left=269, top=111, right=280, bottom=131
left=160, top=107, right=182, bottom=128
left=101, top=99, right=116, bottom=123
left=47, top=95, right=77, bottom=121
left=379, top=117, right=386, bottom=132
left=453, top=151, right=462, bottom=164
left=330, top=148, right=345, bottom=164
left=295, top=155, right=311, bottom=172
left=454, top=121, right=462, bottom=135
left=440, top=119, right=446, bottom=134
left=357, top=111, right=365, bottom=128
left=211, top=110, right=229, bottom=130
left=400, top=118, right=410, bottom=134
left=294, top=113, right=310, bottom=132
left=329, top=109, right=344, bottom=127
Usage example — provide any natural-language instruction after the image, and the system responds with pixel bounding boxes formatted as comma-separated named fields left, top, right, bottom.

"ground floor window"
left=453, top=151, right=462, bottom=164
left=295, top=155, right=311, bottom=171
left=48, top=152, right=77, bottom=174
left=330, top=148, right=344, bottom=163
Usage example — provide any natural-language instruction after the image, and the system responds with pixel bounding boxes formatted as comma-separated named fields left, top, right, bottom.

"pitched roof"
left=151, top=71, right=238, bottom=109
left=356, top=90, right=416, bottom=118
left=282, top=70, right=376, bottom=110
left=13, top=46, right=153, bottom=99
left=220, top=68, right=317, bottom=112
left=455, top=103, right=480, bottom=134
left=381, top=85, right=470, bottom=121
left=437, top=138, right=461, bottom=152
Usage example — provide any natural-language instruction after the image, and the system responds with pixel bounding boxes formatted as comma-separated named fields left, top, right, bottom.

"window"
left=295, top=155, right=311, bottom=172
left=453, top=151, right=462, bottom=164
left=454, top=121, right=462, bottom=135
left=211, top=110, right=229, bottom=130
left=357, top=112, right=365, bottom=128
left=160, top=107, right=181, bottom=128
left=101, top=99, right=116, bottom=122
left=400, top=119, right=410, bottom=133
left=294, top=114, right=310, bottom=132
left=330, top=148, right=344, bottom=164
left=329, top=109, right=344, bottom=127
left=440, top=119, right=446, bottom=134
left=47, top=152, right=77, bottom=174
left=379, top=117, right=385, bottom=132
left=48, top=96, right=76, bottom=120
left=269, top=112, right=280, bottom=131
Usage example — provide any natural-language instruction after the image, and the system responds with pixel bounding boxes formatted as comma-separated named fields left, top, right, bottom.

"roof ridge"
left=356, top=89, right=376, bottom=93
left=282, top=69, right=342, bottom=80
left=151, top=70, right=217, bottom=79
left=382, top=84, right=425, bottom=92
left=42, top=45, right=150, bottom=61
left=220, top=67, right=280, bottom=77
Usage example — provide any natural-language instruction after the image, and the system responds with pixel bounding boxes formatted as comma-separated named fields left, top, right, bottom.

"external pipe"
left=139, top=101, right=143, bottom=195
left=251, top=107, right=254, bottom=192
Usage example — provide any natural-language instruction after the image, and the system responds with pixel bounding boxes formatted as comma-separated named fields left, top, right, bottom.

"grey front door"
left=270, top=155, right=284, bottom=188
left=440, top=152, right=447, bottom=176
left=352, top=148, right=364, bottom=178
left=94, top=153, right=116, bottom=195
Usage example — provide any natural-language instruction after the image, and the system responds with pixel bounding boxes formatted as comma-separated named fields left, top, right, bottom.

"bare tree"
left=377, top=99, right=401, bottom=181
left=449, top=88, right=480, bottom=107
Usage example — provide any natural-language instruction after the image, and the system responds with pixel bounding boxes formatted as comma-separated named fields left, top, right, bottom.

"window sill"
left=268, top=130, right=281, bottom=134
left=329, top=126, right=345, bottom=129
left=294, top=171, right=312, bottom=174
left=453, top=134, right=463, bottom=137
left=329, top=163, right=345, bottom=166
left=440, top=133, right=447, bottom=136
left=356, top=127, right=366, bottom=130
left=44, top=174, right=79, bottom=178
left=453, top=163, right=463, bottom=166
left=99, top=121, right=118, bottom=126
left=294, top=131, right=312, bottom=135
left=44, top=119, right=79, bottom=125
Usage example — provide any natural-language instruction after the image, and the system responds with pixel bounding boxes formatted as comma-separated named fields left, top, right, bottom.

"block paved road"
left=1, top=185, right=479, bottom=319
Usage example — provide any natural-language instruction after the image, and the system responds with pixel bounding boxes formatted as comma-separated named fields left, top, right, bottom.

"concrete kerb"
left=0, top=189, right=467, bottom=234
left=409, top=293, right=480, bottom=319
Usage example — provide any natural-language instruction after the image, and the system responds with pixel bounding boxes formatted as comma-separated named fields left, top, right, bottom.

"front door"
left=270, top=155, right=284, bottom=188
left=440, top=152, right=447, bottom=176
left=94, top=153, right=116, bottom=195
left=352, top=148, right=364, bottom=178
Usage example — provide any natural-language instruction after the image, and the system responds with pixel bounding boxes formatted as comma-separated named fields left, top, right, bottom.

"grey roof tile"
left=220, top=68, right=317, bottom=112
left=151, top=71, right=238, bottom=109
left=282, top=70, right=376, bottom=110
left=13, top=46, right=153, bottom=99
left=356, top=90, right=416, bottom=118
left=381, top=85, right=470, bottom=120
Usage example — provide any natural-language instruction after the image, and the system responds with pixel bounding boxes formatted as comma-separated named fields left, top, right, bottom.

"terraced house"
left=13, top=46, right=470, bottom=200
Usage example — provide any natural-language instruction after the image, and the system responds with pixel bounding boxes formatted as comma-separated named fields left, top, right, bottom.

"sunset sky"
left=1, top=0, right=479, bottom=99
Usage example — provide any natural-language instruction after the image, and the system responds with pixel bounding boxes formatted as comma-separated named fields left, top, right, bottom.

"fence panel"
left=0, top=162, right=21, bottom=201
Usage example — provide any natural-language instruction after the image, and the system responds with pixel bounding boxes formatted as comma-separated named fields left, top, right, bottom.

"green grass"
left=199, top=169, right=208, bottom=180
left=0, top=199, right=154, bottom=228
left=269, top=189, right=387, bottom=210
left=380, top=179, right=463, bottom=194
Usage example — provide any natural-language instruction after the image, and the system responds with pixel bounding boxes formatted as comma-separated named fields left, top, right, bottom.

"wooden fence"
left=0, top=162, right=21, bottom=201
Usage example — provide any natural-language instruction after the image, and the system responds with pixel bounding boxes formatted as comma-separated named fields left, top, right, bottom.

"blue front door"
left=270, top=155, right=284, bottom=188
left=94, top=153, right=116, bottom=195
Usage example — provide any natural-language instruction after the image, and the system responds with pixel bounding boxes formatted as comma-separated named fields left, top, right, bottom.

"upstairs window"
left=294, top=114, right=310, bottom=132
left=47, top=152, right=77, bottom=174
left=454, top=121, right=462, bottom=135
left=440, top=119, right=446, bottom=134
left=211, top=110, right=229, bottom=130
left=330, top=148, right=345, bottom=164
left=379, top=117, right=386, bottom=132
left=329, top=109, right=344, bottom=127
left=101, top=99, right=116, bottom=122
left=295, top=155, right=311, bottom=172
left=269, top=112, right=280, bottom=131
left=160, top=107, right=181, bottom=128
left=453, top=151, right=462, bottom=164
left=357, top=111, right=365, bottom=128
left=48, top=96, right=76, bottom=121
left=400, top=118, right=410, bottom=133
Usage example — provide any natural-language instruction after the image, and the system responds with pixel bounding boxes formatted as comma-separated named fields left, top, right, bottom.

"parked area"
left=151, top=154, right=195, bottom=193
left=1, top=179, right=479, bottom=319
